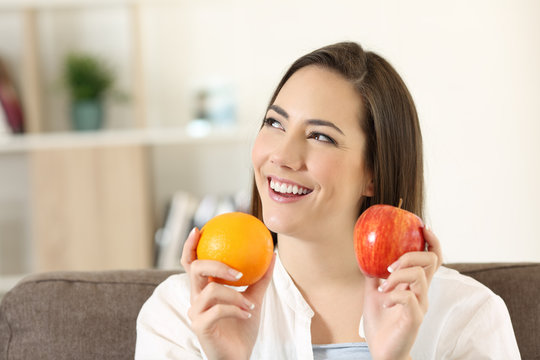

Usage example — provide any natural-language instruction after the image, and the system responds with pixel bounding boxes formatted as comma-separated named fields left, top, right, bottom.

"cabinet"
left=29, top=144, right=152, bottom=271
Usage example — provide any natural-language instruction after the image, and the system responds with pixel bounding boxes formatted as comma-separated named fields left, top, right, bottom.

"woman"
left=136, top=42, right=520, bottom=359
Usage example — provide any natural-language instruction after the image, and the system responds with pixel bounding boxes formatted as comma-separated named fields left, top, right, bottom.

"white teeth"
left=270, top=179, right=310, bottom=195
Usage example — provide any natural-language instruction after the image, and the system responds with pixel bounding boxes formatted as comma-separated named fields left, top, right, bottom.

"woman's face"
left=251, top=65, right=373, bottom=239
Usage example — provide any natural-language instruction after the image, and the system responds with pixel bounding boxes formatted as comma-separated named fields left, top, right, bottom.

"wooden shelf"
left=0, top=0, right=139, bottom=10
left=0, top=125, right=252, bottom=153
left=0, top=0, right=185, bottom=11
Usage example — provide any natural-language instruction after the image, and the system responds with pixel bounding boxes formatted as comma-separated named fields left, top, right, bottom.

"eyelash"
left=263, top=117, right=338, bottom=146
left=263, top=117, right=283, bottom=129
left=307, top=132, right=337, bottom=145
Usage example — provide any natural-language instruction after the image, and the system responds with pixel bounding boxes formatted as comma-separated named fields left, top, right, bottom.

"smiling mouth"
left=268, top=177, right=313, bottom=197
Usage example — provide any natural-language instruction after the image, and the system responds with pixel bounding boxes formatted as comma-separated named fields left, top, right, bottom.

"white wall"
left=1, top=0, right=538, bottom=262
left=139, top=0, right=540, bottom=262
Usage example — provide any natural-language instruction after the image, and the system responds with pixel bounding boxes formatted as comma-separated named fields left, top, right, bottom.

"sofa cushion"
left=0, top=270, right=177, bottom=360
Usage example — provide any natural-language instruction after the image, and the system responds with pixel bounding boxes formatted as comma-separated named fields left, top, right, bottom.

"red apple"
left=354, top=201, right=425, bottom=278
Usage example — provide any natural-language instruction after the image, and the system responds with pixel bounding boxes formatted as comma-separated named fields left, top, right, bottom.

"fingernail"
left=425, top=224, right=431, bottom=231
left=388, top=261, right=399, bottom=274
left=245, top=312, right=252, bottom=319
left=378, top=280, right=387, bottom=293
left=188, top=227, right=196, bottom=237
left=244, top=299, right=255, bottom=310
left=229, top=269, right=243, bottom=280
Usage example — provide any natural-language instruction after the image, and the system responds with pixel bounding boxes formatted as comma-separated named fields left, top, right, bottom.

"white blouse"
left=135, top=254, right=521, bottom=359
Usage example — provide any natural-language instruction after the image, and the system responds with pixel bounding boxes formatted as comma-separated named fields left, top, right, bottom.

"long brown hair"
left=251, top=42, right=424, bottom=227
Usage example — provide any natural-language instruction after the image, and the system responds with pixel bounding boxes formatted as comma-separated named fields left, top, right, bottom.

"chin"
left=262, top=209, right=298, bottom=237
left=262, top=212, right=285, bottom=234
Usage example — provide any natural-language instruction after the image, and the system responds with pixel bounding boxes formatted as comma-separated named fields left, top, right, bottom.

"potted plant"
left=63, top=53, right=114, bottom=131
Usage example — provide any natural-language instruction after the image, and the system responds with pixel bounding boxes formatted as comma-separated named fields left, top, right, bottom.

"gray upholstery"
left=1, top=263, right=538, bottom=359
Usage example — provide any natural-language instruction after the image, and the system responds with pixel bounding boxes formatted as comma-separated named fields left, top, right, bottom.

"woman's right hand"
left=181, top=228, right=276, bottom=360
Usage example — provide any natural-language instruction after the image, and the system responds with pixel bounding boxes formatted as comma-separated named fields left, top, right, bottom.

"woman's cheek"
left=251, top=135, right=264, bottom=169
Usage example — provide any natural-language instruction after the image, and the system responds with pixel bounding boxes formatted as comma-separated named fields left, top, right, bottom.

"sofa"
left=1, top=263, right=538, bottom=360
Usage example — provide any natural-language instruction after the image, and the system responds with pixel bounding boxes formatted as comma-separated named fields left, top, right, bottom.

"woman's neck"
left=278, top=230, right=367, bottom=344
left=277, top=230, right=364, bottom=294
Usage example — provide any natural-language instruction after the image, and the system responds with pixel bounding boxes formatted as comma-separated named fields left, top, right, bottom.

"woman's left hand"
left=362, top=226, right=443, bottom=360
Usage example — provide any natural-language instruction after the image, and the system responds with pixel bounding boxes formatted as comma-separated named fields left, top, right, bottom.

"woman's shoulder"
left=427, top=264, right=513, bottom=329
left=135, top=272, right=205, bottom=358
left=424, top=265, right=506, bottom=334
left=431, top=265, right=496, bottom=301
left=151, top=272, right=191, bottom=304
left=157, top=271, right=191, bottom=289
left=413, top=266, right=519, bottom=358
left=137, top=272, right=192, bottom=322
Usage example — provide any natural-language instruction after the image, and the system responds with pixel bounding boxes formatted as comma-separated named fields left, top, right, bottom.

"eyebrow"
left=268, top=104, right=345, bottom=135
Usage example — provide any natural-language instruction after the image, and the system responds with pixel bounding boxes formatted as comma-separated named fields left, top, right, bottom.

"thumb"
left=244, top=253, right=276, bottom=303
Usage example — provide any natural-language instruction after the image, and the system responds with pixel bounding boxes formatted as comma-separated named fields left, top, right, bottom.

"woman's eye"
left=264, top=117, right=283, bottom=130
left=309, top=132, right=337, bottom=145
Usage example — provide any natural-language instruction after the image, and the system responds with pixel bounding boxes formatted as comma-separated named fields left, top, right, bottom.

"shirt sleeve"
left=447, top=295, right=521, bottom=360
left=135, top=274, right=206, bottom=360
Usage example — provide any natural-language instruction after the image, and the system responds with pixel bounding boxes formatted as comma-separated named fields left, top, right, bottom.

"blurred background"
left=0, top=0, right=539, bottom=292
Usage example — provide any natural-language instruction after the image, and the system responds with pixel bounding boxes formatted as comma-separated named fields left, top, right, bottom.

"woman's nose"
left=269, top=134, right=306, bottom=171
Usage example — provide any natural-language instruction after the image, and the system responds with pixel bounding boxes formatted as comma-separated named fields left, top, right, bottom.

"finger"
left=382, top=290, right=424, bottom=330
left=423, top=226, right=443, bottom=267
left=181, top=227, right=200, bottom=270
left=378, top=267, right=428, bottom=312
left=191, top=304, right=252, bottom=335
left=380, top=267, right=427, bottom=294
left=188, top=282, right=255, bottom=320
left=382, top=289, right=422, bottom=315
left=389, top=251, right=439, bottom=283
left=189, top=259, right=243, bottom=299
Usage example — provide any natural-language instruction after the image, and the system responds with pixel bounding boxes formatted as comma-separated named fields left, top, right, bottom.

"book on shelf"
left=0, top=57, right=24, bottom=134
left=0, top=100, right=9, bottom=136
left=154, top=190, right=251, bottom=270
left=154, top=191, right=200, bottom=270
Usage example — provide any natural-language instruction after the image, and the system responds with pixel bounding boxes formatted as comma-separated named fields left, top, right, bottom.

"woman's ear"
left=363, top=178, right=374, bottom=197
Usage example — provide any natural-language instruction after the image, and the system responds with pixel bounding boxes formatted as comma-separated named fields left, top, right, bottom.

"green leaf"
left=63, top=53, right=115, bottom=101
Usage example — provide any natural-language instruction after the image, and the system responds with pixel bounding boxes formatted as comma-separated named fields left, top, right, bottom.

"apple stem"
left=398, top=198, right=403, bottom=209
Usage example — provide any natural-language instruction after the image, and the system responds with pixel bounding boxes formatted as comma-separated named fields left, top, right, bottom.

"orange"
left=196, top=212, right=274, bottom=286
